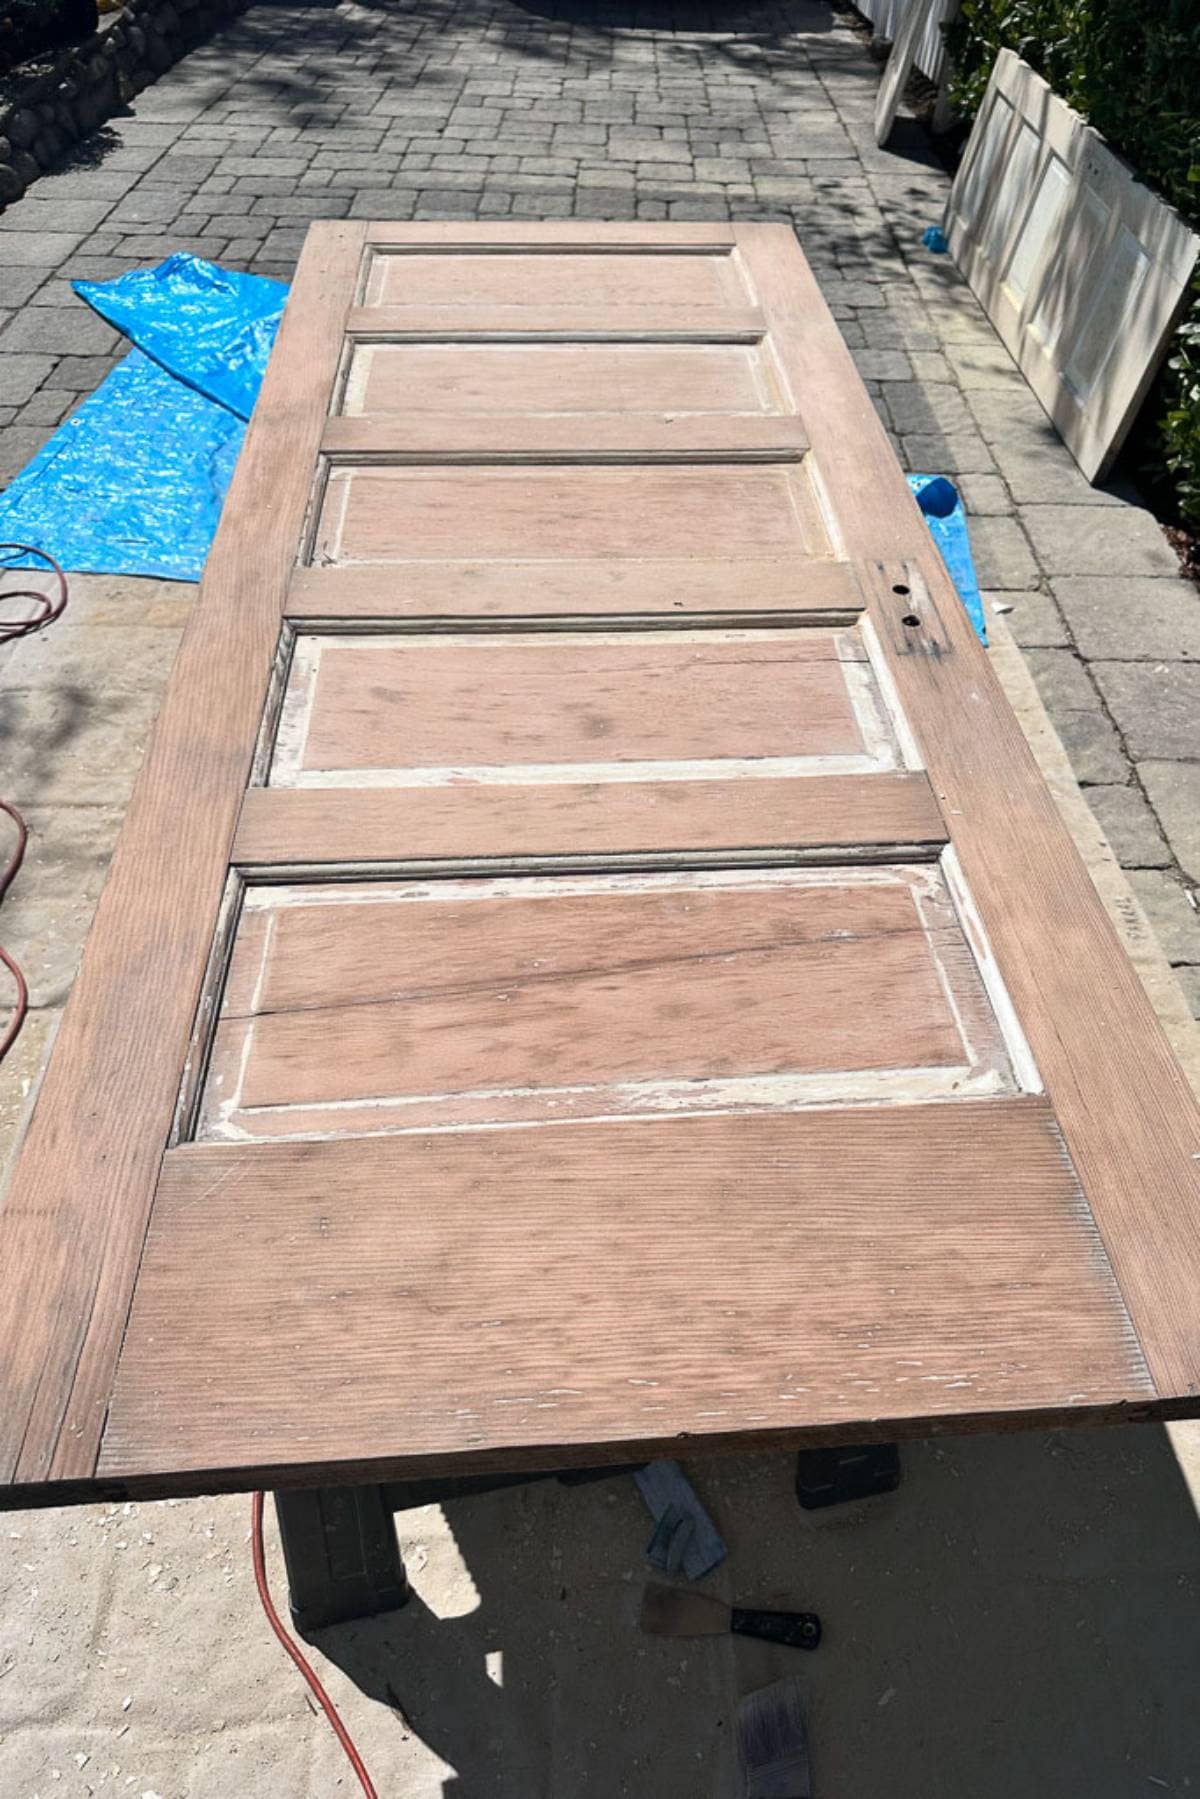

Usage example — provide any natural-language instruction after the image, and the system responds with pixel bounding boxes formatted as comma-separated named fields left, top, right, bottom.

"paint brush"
left=736, top=1676, right=812, bottom=1798
left=639, top=1585, right=821, bottom=1650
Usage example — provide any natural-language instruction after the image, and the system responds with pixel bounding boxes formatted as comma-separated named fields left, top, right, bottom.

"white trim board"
left=858, top=0, right=956, bottom=85
left=943, top=49, right=1198, bottom=482
left=874, top=0, right=944, bottom=147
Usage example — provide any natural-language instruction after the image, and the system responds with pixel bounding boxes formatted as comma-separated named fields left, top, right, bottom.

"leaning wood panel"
left=232, top=773, right=947, bottom=868
left=99, top=1102, right=1152, bottom=1488
left=736, top=225, right=1200, bottom=1399
left=943, top=50, right=1198, bottom=481
left=0, top=222, right=370, bottom=1485
left=284, top=559, right=863, bottom=621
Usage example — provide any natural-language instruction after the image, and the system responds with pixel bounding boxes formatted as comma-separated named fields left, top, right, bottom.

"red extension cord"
left=251, top=1492, right=379, bottom=1797
left=0, top=544, right=70, bottom=1065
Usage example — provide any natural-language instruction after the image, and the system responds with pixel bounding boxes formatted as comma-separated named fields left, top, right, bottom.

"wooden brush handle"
left=729, top=1607, right=822, bottom=1650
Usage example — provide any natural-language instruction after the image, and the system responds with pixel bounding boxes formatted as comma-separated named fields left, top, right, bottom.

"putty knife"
left=640, top=1585, right=821, bottom=1650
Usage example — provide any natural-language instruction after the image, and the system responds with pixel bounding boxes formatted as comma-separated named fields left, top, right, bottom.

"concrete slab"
left=1091, top=660, right=1200, bottom=761
left=1051, top=575, right=1200, bottom=662
left=1024, top=505, right=1182, bottom=578
left=1141, top=760, right=1200, bottom=883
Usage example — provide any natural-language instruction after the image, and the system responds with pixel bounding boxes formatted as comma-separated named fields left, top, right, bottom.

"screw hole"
left=892, top=583, right=910, bottom=595
left=902, top=613, right=921, bottom=628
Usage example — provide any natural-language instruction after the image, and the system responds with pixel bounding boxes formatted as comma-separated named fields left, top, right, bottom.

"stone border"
left=0, top=0, right=248, bottom=205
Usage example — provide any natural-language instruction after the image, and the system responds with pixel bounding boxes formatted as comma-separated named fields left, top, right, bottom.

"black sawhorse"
left=275, top=1443, right=901, bottom=1635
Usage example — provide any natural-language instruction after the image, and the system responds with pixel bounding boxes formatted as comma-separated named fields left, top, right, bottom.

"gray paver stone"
left=956, top=474, right=1012, bottom=515
left=1091, top=661, right=1200, bottom=761
left=0, top=353, right=57, bottom=406
left=900, top=431, right=997, bottom=475
left=1024, top=650, right=1130, bottom=783
left=984, top=589, right=1070, bottom=648
left=1024, top=505, right=1180, bottom=578
left=1139, top=761, right=1200, bottom=884
left=963, top=514, right=1039, bottom=590
left=0, top=308, right=121, bottom=356
left=0, top=196, right=114, bottom=234
left=1175, top=964, right=1200, bottom=1019
left=1084, top=784, right=1171, bottom=869
left=1127, top=869, right=1200, bottom=964
left=0, top=231, right=84, bottom=265
left=1051, top=577, right=1200, bottom=662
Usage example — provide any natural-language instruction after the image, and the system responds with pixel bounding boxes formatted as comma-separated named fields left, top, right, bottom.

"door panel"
left=316, top=463, right=832, bottom=564
left=363, top=247, right=753, bottom=309
left=5, top=221, right=1200, bottom=1506
left=268, top=628, right=897, bottom=786
left=342, top=342, right=783, bottom=416
left=198, top=865, right=1017, bottom=1142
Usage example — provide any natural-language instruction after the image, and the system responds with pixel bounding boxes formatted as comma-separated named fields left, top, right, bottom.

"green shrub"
left=944, top=0, right=1200, bottom=526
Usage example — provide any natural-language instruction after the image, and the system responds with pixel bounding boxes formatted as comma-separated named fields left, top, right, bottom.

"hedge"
left=944, top=0, right=1200, bottom=526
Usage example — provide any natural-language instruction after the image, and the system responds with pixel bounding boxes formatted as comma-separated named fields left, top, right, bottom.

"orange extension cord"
left=250, top=1492, right=380, bottom=1797
left=0, top=545, right=69, bottom=1065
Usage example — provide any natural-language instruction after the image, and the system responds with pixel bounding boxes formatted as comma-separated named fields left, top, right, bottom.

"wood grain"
left=0, top=222, right=370, bottom=1484
left=98, top=1102, right=1152, bottom=1487
left=200, top=867, right=1008, bottom=1136
left=345, top=306, right=767, bottom=342
left=343, top=343, right=779, bottom=417
left=363, top=222, right=738, bottom=246
left=284, top=558, right=864, bottom=621
left=232, top=773, right=948, bottom=868
left=320, top=464, right=831, bottom=563
left=365, top=250, right=749, bottom=310
left=321, top=415, right=808, bottom=459
left=284, top=632, right=872, bottom=776
left=735, top=225, right=1200, bottom=1399
left=9, top=220, right=1200, bottom=1511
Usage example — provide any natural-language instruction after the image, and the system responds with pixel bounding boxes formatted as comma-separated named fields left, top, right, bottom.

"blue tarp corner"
left=0, top=255, right=288, bottom=581
left=908, top=472, right=988, bottom=646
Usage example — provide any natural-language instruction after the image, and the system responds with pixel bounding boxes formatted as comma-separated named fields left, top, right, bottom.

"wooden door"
left=3, top=223, right=1199, bottom=1507
left=944, top=50, right=1199, bottom=481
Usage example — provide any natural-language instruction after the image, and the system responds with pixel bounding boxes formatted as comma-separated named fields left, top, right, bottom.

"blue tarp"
left=76, top=254, right=287, bottom=423
left=0, top=255, right=287, bottom=581
left=0, top=255, right=990, bottom=636
left=908, top=472, right=987, bottom=646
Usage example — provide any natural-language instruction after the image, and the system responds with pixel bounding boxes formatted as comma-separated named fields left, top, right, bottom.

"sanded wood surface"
left=0, top=222, right=369, bottom=1487
left=344, top=305, right=767, bottom=341
left=199, top=867, right=1014, bottom=1139
left=285, top=558, right=863, bottom=620
left=5, top=221, right=1200, bottom=1510
left=735, top=225, right=1200, bottom=1396
left=343, top=342, right=784, bottom=416
left=318, top=462, right=832, bottom=564
left=270, top=629, right=890, bottom=784
left=321, top=414, right=809, bottom=458
left=233, top=772, right=947, bottom=868
left=99, top=1102, right=1152, bottom=1489
left=364, top=249, right=751, bottom=310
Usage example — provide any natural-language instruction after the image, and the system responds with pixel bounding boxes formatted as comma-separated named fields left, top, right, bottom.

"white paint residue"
left=942, top=844, right=1043, bottom=1092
